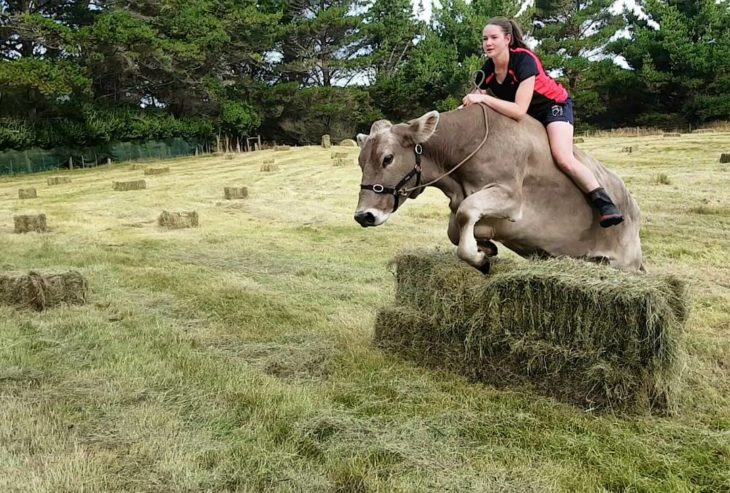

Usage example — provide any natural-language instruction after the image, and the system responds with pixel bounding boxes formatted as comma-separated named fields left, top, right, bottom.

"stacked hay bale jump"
left=47, top=177, right=71, bottom=185
left=144, top=167, right=170, bottom=176
left=14, top=214, right=48, bottom=233
left=274, top=145, right=291, bottom=152
left=375, top=251, right=688, bottom=413
left=113, top=180, right=146, bottom=191
left=224, top=186, right=248, bottom=199
left=663, top=133, right=681, bottom=138
left=158, top=210, right=199, bottom=229
left=0, top=271, right=88, bottom=310
left=260, top=158, right=278, bottom=172
left=18, top=188, right=37, bottom=199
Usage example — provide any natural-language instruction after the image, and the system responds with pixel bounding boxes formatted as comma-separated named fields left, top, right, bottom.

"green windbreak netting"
left=0, top=138, right=201, bottom=175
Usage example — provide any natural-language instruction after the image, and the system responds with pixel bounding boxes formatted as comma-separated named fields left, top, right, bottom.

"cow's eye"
left=383, top=154, right=394, bottom=167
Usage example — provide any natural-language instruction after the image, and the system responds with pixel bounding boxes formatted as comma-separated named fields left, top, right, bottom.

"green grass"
left=1, top=140, right=729, bottom=492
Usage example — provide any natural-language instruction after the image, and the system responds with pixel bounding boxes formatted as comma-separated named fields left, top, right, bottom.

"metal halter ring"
left=372, top=184, right=384, bottom=193
left=414, top=144, right=423, bottom=155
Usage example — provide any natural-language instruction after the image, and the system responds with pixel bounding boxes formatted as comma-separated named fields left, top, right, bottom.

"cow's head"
left=354, top=111, right=440, bottom=227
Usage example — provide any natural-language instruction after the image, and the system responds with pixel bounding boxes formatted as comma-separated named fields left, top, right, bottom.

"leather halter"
left=359, top=144, right=423, bottom=213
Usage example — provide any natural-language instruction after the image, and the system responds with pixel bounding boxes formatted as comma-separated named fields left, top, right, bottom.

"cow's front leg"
left=456, top=185, right=521, bottom=269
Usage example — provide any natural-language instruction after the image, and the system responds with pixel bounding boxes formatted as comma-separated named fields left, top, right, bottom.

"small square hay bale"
left=18, top=188, right=37, bottom=199
left=224, top=186, right=248, bottom=199
left=130, top=163, right=147, bottom=170
left=158, top=210, right=199, bottom=229
left=663, top=133, right=681, bottom=137
left=274, top=145, right=291, bottom=151
left=0, top=271, right=88, bottom=310
left=573, top=137, right=584, bottom=144
left=375, top=251, right=689, bottom=413
left=260, top=162, right=279, bottom=172
left=331, top=151, right=350, bottom=159
left=14, top=214, right=48, bottom=233
left=113, top=180, right=147, bottom=191
left=47, top=177, right=71, bottom=185
left=144, top=167, right=170, bottom=175
left=333, top=158, right=354, bottom=167
left=321, top=134, right=331, bottom=148
left=720, top=153, right=730, bottom=163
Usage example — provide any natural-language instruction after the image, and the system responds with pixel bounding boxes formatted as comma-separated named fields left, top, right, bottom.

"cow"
left=353, top=103, right=643, bottom=272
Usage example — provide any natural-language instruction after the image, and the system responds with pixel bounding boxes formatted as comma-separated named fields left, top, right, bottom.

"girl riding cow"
left=460, top=17, right=624, bottom=228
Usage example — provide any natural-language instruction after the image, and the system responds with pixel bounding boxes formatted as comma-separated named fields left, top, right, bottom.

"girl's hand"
left=462, top=93, right=485, bottom=108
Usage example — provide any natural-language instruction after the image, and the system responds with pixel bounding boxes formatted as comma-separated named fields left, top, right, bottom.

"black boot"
left=588, top=187, right=624, bottom=227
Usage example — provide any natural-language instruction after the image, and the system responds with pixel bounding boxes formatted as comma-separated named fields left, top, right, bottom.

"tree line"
left=1, top=0, right=729, bottom=151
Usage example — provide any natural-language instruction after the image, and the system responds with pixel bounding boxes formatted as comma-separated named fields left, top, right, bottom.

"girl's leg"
left=545, top=121, right=599, bottom=192
left=546, top=121, right=624, bottom=227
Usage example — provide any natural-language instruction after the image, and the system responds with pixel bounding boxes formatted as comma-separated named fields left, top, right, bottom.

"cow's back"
left=444, top=106, right=642, bottom=271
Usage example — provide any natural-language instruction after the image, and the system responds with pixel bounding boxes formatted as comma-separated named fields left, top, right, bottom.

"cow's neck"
left=418, top=106, right=494, bottom=209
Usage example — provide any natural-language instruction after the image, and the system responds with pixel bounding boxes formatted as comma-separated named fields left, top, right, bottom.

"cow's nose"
left=354, top=211, right=375, bottom=227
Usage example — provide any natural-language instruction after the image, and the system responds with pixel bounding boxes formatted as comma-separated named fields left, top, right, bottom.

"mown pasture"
left=0, top=133, right=728, bottom=491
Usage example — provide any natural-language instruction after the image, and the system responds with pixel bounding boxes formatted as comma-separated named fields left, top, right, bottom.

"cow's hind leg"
left=456, top=185, right=521, bottom=270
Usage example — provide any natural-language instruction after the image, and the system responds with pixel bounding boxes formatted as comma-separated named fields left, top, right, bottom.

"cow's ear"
left=409, top=111, right=439, bottom=143
left=356, top=133, right=368, bottom=148
left=394, top=111, right=439, bottom=145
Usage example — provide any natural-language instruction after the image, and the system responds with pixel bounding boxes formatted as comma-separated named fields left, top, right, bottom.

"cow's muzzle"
left=354, top=211, right=376, bottom=227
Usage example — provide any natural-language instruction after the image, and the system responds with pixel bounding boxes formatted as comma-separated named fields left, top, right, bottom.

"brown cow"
left=354, top=104, right=643, bottom=272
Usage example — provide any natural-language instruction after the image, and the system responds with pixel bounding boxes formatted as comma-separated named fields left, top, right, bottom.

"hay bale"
left=144, top=167, right=170, bottom=175
left=374, top=251, right=688, bottom=413
left=573, top=137, right=584, bottom=144
left=18, top=188, right=37, bottom=199
left=339, top=139, right=358, bottom=147
left=14, top=214, right=48, bottom=233
left=47, top=177, right=70, bottom=185
left=333, top=158, right=354, bottom=167
left=224, top=186, right=248, bottom=199
left=663, top=133, right=681, bottom=137
left=692, top=129, right=715, bottom=134
left=130, top=164, right=146, bottom=170
left=321, top=134, right=331, bottom=148
left=113, top=180, right=147, bottom=191
left=260, top=162, right=279, bottom=172
left=274, top=145, right=291, bottom=151
left=158, top=210, right=199, bottom=229
left=720, top=153, right=730, bottom=163
left=0, top=271, right=88, bottom=311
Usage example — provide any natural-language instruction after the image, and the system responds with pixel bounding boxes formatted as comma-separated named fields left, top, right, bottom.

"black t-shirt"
left=476, top=48, right=569, bottom=117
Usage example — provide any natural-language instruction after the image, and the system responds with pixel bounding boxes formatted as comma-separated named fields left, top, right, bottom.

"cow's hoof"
left=477, top=239, right=499, bottom=257
left=476, top=259, right=491, bottom=275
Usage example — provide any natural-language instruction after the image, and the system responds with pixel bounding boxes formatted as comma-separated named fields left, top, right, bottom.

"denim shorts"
left=532, top=97, right=575, bottom=126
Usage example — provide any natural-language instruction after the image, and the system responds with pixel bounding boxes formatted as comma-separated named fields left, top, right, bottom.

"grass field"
left=0, top=133, right=728, bottom=492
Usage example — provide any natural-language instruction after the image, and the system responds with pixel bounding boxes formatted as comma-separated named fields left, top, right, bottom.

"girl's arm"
left=462, top=76, right=536, bottom=121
